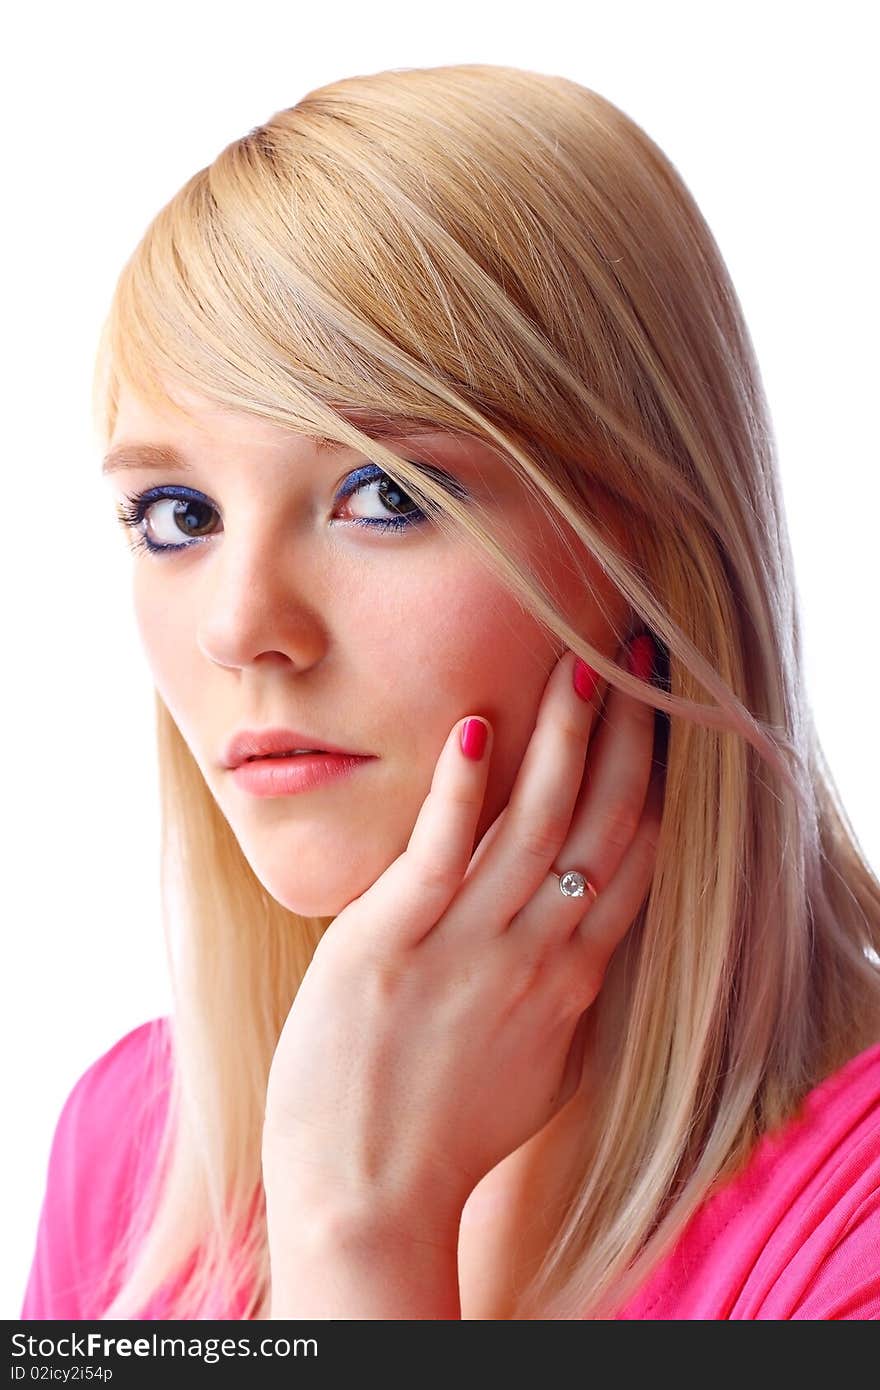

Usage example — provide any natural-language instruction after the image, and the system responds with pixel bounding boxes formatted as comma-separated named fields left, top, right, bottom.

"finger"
left=553, top=1006, right=591, bottom=1110
left=347, top=714, right=495, bottom=949
left=461, top=803, right=511, bottom=883
left=443, top=647, right=607, bottom=942
left=563, top=745, right=665, bottom=1002
left=507, top=634, right=657, bottom=945
left=563, top=635, right=657, bottom=887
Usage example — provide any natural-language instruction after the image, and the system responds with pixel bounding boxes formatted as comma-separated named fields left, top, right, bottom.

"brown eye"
left=333, top=462, right=469, bottom=533
left=150, top=497, right=217, bottom=541
left=114, top=490, right=220, bottom=555
left=335, top=470, right=426, bottom=528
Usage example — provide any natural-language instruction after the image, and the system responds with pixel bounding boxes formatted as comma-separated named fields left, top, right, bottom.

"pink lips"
left=230, top=751, right=374, bottom=798
left=222, top=726, right=374, bottom=769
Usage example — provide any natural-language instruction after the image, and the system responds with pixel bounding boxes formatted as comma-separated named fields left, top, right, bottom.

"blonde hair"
left=91, top=63, right=880, bottom=1320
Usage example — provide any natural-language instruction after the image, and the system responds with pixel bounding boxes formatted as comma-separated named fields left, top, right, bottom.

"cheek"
left=131, top=576, right=199, bottom=720
left=393, top=518, right=627, bottom=849
left=378, top=563, right=561, bottom=843
left=364, top=560, right=556, bottom=715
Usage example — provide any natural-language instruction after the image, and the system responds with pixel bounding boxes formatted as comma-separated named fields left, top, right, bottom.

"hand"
left=262, top=637, right=665, bottom=1250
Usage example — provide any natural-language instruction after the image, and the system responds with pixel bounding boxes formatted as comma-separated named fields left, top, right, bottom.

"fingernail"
left=627, top=635, right=656, bottom=682
left=460, top=717, right=488, bottom=760
left=573, top=656, right=599, bottom=702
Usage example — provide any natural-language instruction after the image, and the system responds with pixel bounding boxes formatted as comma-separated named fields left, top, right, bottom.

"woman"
left=21, top=63, right=880, bottom=1320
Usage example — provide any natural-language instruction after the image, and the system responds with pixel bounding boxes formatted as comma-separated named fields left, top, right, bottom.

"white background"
left=4, top=0, right=877, bottom=1318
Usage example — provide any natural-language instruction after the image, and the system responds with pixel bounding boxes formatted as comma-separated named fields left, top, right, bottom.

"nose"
left=195, top=522, right=328, bottom=671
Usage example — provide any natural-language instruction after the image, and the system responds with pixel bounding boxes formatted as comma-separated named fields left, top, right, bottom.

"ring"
left=555, top=869, right=599, bottom=901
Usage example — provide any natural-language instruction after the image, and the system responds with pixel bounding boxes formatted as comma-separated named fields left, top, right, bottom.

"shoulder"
left=58, top=1017, right=172, bottom=1136
left=21, top=1017, right=173, bottom=1319
left=618, top=1038, right=880, bottom=1320
left=47, top=1017, right=173, bottom=1186
left=782, top=1038, right=880, bottom=1318
left=52, top=1015, right=173, bottom=1217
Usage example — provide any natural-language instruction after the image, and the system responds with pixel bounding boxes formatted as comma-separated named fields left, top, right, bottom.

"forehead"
left=108, top=381, right=458, bottom=461
left=105, top=380, right=535, bottom=511
left=110, top=382, right=295, bottom=449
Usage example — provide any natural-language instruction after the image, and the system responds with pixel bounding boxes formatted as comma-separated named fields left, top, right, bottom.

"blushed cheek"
left=408, top=525, right=628, bottom=851
left=331, top=560, right=552, bottom=853
left=397, top=566, right=563, bottom=843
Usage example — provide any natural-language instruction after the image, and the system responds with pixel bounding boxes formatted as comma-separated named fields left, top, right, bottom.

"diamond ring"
left=556, top=869, right=599, bottom=901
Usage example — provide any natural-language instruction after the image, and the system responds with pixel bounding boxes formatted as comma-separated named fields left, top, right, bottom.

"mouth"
left=244, top=750, right=333, bottom=762
left=223, top=728, right=376, bottom=770
left=230, top=748, right=374, bottom=798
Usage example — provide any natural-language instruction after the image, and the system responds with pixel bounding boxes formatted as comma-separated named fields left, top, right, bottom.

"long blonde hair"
left=91, top=63, right=880, bottom=1319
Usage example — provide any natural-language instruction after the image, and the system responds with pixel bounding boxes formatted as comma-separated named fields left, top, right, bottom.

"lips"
left=231, top=748, right=373, bottom=798
left=222, top=727, right=375, bottom=770
left=246, top=750, right=325, bottom=761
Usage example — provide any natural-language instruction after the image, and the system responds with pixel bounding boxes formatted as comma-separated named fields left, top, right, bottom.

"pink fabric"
left=616, top=1037, right=880, bottom=1318
left=21, top=1019, right=176, bottom=1321
left=21, top=1018, right=880, bottom=1320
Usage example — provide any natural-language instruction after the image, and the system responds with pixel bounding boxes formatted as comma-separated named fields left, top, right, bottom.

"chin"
left=245, top=858, right=370, bottom=919
left=257, top=877, right=348, bottom=918
left=233, top=822, right=408, bottom=922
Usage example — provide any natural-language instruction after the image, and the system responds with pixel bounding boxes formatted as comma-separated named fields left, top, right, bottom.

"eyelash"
left=113, top=462, right=467, bottom=557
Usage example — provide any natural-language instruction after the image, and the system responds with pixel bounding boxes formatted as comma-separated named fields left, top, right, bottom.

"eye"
left=333, top=462, right=464, bottom=531
left=112, top=463, right=468, bottom=556
left=114, top=486, right=220, bottom=556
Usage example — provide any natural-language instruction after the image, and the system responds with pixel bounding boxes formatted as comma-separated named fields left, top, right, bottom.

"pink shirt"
left=21, top=1018, right=880, bottom=1320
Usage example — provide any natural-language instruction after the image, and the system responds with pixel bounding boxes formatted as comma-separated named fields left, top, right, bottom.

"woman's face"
left=104, top=381, right=631, bottom=917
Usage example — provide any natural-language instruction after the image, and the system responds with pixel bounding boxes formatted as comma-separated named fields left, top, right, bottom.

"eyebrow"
left=101, top=415, right=449, bottom=477
left=102, top=443, right=194, bottom=476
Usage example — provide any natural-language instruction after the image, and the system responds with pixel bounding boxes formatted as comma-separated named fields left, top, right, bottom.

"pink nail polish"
left=627, top=635, right=655, bottom=682
left=460, top=718, right=488, bottom=760
left=573, top=657, right=598, bottom=702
